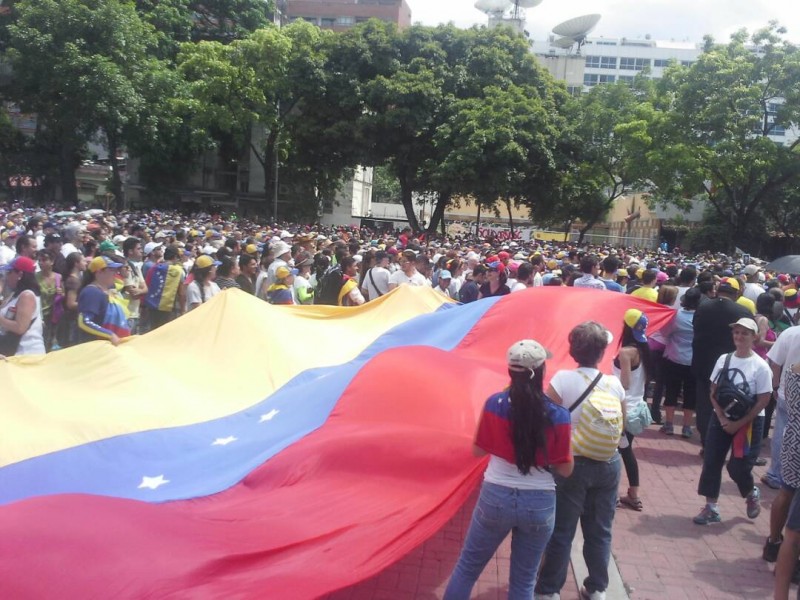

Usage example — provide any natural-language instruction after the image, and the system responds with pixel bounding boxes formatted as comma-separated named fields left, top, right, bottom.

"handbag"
left=715, top=353, right=756, bottom=421
left=625, top=401, right=654, bottom=436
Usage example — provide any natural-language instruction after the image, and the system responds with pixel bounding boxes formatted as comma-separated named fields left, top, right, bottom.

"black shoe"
left=763, top=536, right=782, bottom=562
left=755, top=457, right=768, bottom=467
left=651, top=410, right=663, bottom=425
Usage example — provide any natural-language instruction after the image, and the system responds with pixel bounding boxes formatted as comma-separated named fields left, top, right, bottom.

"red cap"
left=2, top=256, right=36, bottom=274
left=498, top=251, right=511, bottom=261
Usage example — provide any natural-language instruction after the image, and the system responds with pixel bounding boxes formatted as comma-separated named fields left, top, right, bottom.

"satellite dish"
left=474, top=0, right=513, bottom=12
left=552, top=36, right=577, bottom=49
left=515, top=0, right=543, bottom=7
left=552, top=14, right=601, bottom=39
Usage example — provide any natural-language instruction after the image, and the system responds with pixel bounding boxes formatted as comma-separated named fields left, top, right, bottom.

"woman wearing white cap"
left=444, top=340, right=572, bottom=600
left=693, top=317, right=772, bottom=525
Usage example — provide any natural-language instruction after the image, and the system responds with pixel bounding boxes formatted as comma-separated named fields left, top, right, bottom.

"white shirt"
left=743, top=282, right=766, bottom=303
left=510, top=282, right=528, bottom=293
left=710, top=352, right=772, bottom=416
left=0, top=245, right=15, bottom=267
left=533, top=272, right=544, bottom=288
left=768, top=327, right=800, bottom=403
left=186, top=280, right=220, bottom=309
left=60, top=242, right=79, bottom=258
left=0, top=291, right=45, bottom=355
left=388, top=269, right=427, bottom=288
left=549, top=367, right=626, bottom=426
left=363, top=266, right=390, bottom=300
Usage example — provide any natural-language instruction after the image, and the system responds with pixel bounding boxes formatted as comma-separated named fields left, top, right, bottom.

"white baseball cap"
left=507, top=339, right=552, bottom=373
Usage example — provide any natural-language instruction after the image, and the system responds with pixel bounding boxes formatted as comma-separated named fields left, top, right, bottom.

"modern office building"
left=530, top=36, right=702, bottom=95
left=285, top=0, right=412, bottom=31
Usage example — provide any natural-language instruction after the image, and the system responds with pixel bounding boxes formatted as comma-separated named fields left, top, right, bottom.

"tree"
left=432, top=83, right=563, bottom=236
left=178, top=21, right=329, bottom=215
left=557, top=79, right=656, bottom=243
left=647, top=25, right=800, bottom=252
left=7, top=0, right=163, bottom=207
left=134, top=0, right=274, bottom=59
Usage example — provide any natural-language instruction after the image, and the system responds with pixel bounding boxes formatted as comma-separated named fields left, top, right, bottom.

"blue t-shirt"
left=601, top=278, right=625, bottom=293
left=77, top=285, right=111, bottom=342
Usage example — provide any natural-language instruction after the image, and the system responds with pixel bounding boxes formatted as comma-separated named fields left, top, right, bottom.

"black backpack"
left=315, top=266, right=345, bottom=305
left=714, top=353, right=757, bottom=421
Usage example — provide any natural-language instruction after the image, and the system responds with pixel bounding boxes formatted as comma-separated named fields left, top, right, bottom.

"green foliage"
left=647, top=24, right=800, bottom=251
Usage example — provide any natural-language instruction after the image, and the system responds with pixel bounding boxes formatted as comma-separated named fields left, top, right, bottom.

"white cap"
left=730, top=317, right=758, bottom=334
left=143, top=241, right=163, bottom=256
left=272, top=240, right=292, bottom=257
left=743, top=264, right=759, bottom=276
left=507, top=340, right=552, bottom=373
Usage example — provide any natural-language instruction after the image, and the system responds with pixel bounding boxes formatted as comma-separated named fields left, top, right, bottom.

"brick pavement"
left=329, top=417, right=783, bottom=599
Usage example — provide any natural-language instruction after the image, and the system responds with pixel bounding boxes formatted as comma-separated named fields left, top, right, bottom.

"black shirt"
left=691, top=297, right=752, bottom=378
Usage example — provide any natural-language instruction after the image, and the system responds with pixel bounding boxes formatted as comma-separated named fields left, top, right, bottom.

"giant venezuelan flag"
left=0, top=287, right=674, bottom=598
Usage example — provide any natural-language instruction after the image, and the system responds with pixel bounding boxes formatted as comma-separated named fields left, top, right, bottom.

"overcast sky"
left=408, top=1, right=800, bottom=45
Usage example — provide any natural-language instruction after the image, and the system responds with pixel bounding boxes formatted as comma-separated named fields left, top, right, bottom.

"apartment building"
left=285, top=0, right=412, bottom=31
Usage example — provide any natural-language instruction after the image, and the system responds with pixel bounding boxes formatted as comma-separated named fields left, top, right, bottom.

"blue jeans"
left=535, top=454, right=622, bottom=596
left=698, top=414, right=764, bottom=499
left=766, top=398, right=787, bottom=486
left=444, top=481, right=556, bottom=600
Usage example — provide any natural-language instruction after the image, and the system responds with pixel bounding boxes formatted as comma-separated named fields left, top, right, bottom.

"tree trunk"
left=426, top=191, right=449, bottom=236
left=107, top=133, right=124, bottom=211
left=59, top=142, right=79, bottom=205
left=399, top=175, right=420, bottom=232
left=505, top=196, right=514, bottom=236
left=476, top=202, right=481, bottom=234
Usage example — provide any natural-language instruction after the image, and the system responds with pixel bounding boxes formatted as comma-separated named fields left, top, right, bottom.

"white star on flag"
left=138, top=475, right=169, bottom=490
left=212, top=436, right=238, bottom=446
left=259, top=409, right=280, bottom=423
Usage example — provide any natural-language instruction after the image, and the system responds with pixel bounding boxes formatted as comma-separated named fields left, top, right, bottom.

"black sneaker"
left=763, top=536, right=782, bottom=562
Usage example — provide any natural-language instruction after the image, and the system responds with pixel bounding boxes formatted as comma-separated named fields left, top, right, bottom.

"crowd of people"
left=2, top=203, right=800, bottom=598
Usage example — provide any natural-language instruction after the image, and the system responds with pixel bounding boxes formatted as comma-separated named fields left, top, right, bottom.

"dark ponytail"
left=507, top=366, right=550, bottom=475
left=621, top=325, right=652, bottom=382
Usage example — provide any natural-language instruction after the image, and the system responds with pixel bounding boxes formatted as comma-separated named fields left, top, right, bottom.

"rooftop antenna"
left=511, top=0, right=543, bottom=20
left=551, top=13, right=601, bottom=54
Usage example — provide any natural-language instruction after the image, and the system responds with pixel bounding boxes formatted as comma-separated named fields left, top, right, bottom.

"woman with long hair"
left=186, top=255, right=221, bottom=311
left=56, top=251, right=87, bottom=348
left=36, top=249, right=63, bottom=351
left=614, top=309, right=652, bottom=511
left=0, top=256, right=44, bottom=355
left=444, top=340, right=572, bottom=600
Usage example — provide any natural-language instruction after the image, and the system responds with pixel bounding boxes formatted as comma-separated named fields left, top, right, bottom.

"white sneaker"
left=533, top=594, right=560, bottom=600
left=580, top=587, right=606, bottom=600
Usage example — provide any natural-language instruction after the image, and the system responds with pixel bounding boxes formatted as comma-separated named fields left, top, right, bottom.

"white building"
left=530, top=35, right=798, bottom=146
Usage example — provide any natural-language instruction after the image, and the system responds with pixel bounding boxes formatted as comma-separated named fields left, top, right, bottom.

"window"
left=566, top=86, right=582, bottom=96
left=681, top=60, right=693, bottom=67
left=320, top=17, right=335, bottom=27
left=767, top=103, right=780, bottom=115
left=770, top=124, right=786, bottom=136
left=584, top=74, right=615, bottom=87
left=618, top=75, right=635, bottom=84
left=585, top=56, right=617, bottom=69
left=596, top=41, right=617, bottom=46
left=653, top=59, right=671, bottom=68
left=620, top=57, right=650, bottom=71
left=337, top=16, right=355, bottom=25
left=600, top=56, right=617, bottom=69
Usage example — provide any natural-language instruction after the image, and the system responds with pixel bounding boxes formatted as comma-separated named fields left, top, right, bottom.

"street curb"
left=572, top=526, right=630, bottom=599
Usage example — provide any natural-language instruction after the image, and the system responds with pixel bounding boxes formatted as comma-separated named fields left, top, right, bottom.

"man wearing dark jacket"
left=692, top=277, right=752, bottom=448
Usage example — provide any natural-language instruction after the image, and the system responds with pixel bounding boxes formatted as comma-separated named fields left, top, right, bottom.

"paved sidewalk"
left=330, top=421, right=782, bottom=599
